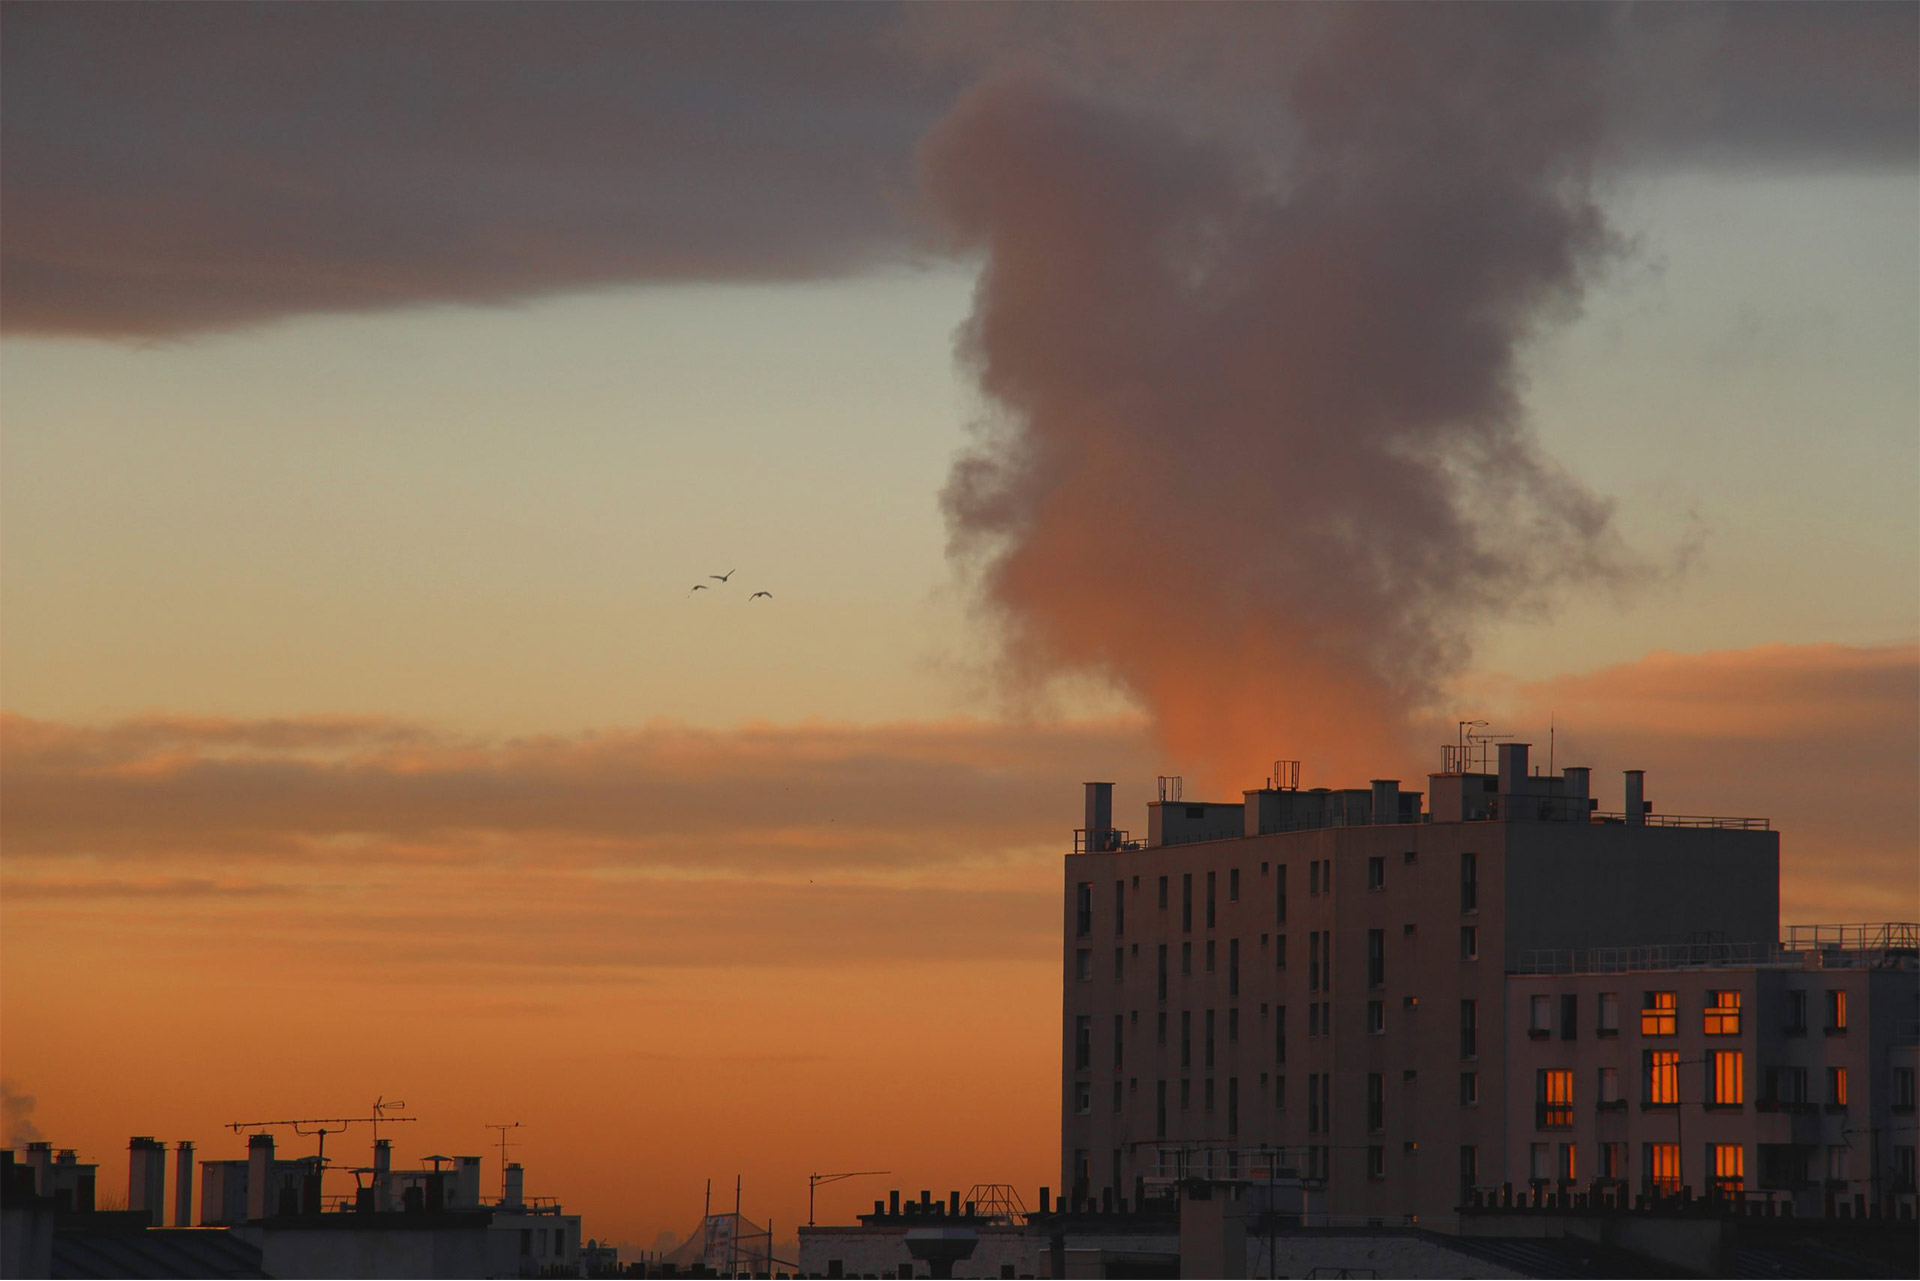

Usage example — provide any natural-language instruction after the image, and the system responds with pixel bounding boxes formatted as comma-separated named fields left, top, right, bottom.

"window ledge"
left=1641, top=1102, right=1680, bottom=1112
left=1704, top=1104, right=1744, bottom=1114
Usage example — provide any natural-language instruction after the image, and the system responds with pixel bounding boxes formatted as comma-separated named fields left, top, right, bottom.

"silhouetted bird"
left=749, top=591, right=772, bottom=601
left=710, top=569, right=736, bottom=583
left=688, top=584, right=709, bottom=596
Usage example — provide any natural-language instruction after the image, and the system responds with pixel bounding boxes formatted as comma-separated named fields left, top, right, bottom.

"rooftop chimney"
left=503, top=1162, right=524, bottom=1209
left=246, top=1133, right=274, bottom=1222
left=1370, top=780, right=1398, bottom=825
left=1624, top=770, right=1645, bottom=826
left=1084, top=782, right=1114, bottom=850
left=1497, top=742, right=1530, bottom=800
left=173, top=1141, right=194, bottom=1226
left=128, top=1137, right=166, bottom=1226
left=374, top=1139, right=394, bottom=1212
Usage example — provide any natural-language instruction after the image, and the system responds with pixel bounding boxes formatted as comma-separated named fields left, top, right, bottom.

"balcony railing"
left=1589, top=811, right=1770, bottom=830
left=1073, top=828, right=1137, bottom=854
left=1517, top=923, right=1918, bottom=974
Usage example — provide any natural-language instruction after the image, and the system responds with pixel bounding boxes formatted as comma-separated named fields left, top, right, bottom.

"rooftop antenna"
left=807, top=1170, right=889, bottom=1226
left=485, top=1122, right=523, bottom=1202
left=228, top=1110, right=418, bottom=1170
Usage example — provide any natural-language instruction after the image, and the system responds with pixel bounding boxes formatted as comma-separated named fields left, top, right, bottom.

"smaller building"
left=1504, top=922, right=1919, bottom=1217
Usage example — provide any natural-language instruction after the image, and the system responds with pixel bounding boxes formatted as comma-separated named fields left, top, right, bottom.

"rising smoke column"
left=921, top=9, right=1636, bottom=789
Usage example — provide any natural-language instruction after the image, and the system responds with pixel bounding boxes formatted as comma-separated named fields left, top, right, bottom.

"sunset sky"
left=2, top=2, right=1915, bottom=1256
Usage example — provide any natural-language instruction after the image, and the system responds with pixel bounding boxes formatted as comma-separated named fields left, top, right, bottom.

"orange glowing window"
left=1537, top=1069, right=1574, bottom=1129
left=1711, top=1144, right=1744, bottom=1195
left=1704, top=989, right=1741, bottom=1035
left=1645, top=1142, right=1680, bottom=1195
left=1711, top=1051, right=1744, bottom=1105
left=1645, top=1050, right=1679, bottom=1105
left=1640, top=991, right=1677, bottom=1036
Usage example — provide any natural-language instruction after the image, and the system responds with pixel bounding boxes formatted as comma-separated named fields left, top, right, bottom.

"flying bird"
left=710, top=569, right=736, bottom=583
left=749, top=591, right=772, bottom=601
left=688, top=584, right=709, bottom=596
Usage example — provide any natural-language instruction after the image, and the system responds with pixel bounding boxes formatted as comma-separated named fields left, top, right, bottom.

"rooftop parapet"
left=1515, top=922, right=1918, bottom=975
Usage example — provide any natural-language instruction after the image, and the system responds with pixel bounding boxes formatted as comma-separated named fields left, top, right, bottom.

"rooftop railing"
left=1516, top=923, right=1917, bottom=974
left=1588, top=812, right=1770, bottom=830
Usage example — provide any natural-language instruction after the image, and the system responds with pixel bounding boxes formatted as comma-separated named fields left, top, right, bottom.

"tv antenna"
left=808, top=1170, right=889, bottom=1226
left=228, top=1109, right=417, bottom=1169
left=485, top=1122, right=523, bottom=1201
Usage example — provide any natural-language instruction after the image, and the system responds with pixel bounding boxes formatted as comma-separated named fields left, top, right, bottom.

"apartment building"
left=1061, top=743, right=1780, bottom=1228
left=1505, top=924, right=1919, bottom=1217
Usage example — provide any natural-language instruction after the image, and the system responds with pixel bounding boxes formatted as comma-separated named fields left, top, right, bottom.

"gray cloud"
left=1, top=3, right=1909, bottom=340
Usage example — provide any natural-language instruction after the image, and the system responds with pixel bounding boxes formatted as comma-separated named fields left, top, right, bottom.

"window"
left=1645, top=1050, right=1679, bottom=1105
left=1897, top=1146, right=1916, bottom=1192
left=1157, top=944, right=1168, bottom=1000
left=1460, top=925, right=1478, bottom=961
left=1115, top=947, right=1124, bottom=981
left=1368, top=1146, right=1385, bottom=1180
left=1115, top=880, right=1125, bottom=935
left=1112, top=1015, right=1124, bottom=1069
left=1076, top=948, right=1092, bottom=982
left=1557, top=1143, right=1577, bottom=1184
left=1537, top=1069, right=1574, bottom=1129
left=1206, top=871, right=1216, bottom=929
left=1368, top=856, right=1385, bottom=891
left=1827, top=1145, right=1848, bottom=1185
left=1459, top=1146, right=1479, bottom=1199
left=1560, top=994, right=1578, bottom=1041
left=1205, top=940, right=1216, bottom=973
left=1204, top=1009, right=1216, bottom=1068
left=1367, top=1073, right=1385, bottom=1132
left=1309, top=931, right=1322, bottom=991
left=1308, top=1073, right=1330, bottom=1133
left=1156, top=1011, right=1167, bottom=1046
left=1228, top=1077, right=1239, bottom=1136
left=1601, top=1143, right=1626, bottom=1181
left=1767, top=1065, right=1809, bottom=1106
left=1711, top=1051, right=1744, bottom=1106
left=1460, top=999, right=1478, bottom=1058
left=1827, top=1066, right=1848, bottom=1107
left=1460, top=1072, right=1479, bottom=1106
left=1180, top=1078, right=1191, bottom=1109
left=1275, top=1073, right=1287, bottom=1109
left=1275, top=865, right=1287, bottom=924
left=1075, top=1082, right=1092, bottom=1114
left=1367, top=1000, right=1385, bottom=1034
left=1530, top=1143, right=1551, bottom=1181
left=1785, top=988, right=1807, bottom=1033
left=1182, top=941, right=1192, bottom=976
left=1158, top=875, right=1168, bottom=911
left=1704, top=989, right=1741, bottom=1035
left=1182, top=874, right=1193, bottom=932
left=1711, top=1144, right=1744, bottom=1197
left=1645, top=1143, right=1680, bottom=1196
left=1275, top=933, right=1287, bottom=971
left=1895, top=1066, right=1916, bottom=1111
left=1403, top=922, right=1418, bottom=937
left=1204, top=1078, right=1215, bottom=1112
left=1310, top=860, right=1321, bottom=895
left=1318, top=930, right=1332, bottom=989
left=1597, top=992, right=1619, bottom=1036
left=1229, top=868, right=1240, bottom=902
left=1367, top=929, right=1386, bottom=988
left=1598, top=1066, right=1621, bottom=1105
left=1075, top=1017, right=1091, bottom=1070
left=1529, top=995, right=1552, bottom=1036
left=1826, top=989, right=1848, bottom=1033
left=1228, top=939, right=1240, bottom=997
left=1641, top=991, right=1677, bottom=1036
left=1156, top=1080, right=1167, bottom=1137
left=1228, top=1006, right=1239, bottom=1043
left=1075, top=882, right=1093, bottom=936
left=1274, top=1005, right=1286, bottom=1063
left=1460, top=851, right=1478, bottom=912
left=1180, top=1011, right=1192, bottom=1069
left=1403, top=995, right=1420, bottom=1012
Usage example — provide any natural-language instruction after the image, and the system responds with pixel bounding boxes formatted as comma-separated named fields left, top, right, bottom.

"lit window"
left=1601, top=1143, right=1626, bottom=1181
left=1645, top=1050, right=1679, bottom=1105
left=1645, top=1143, right=1680, bottom=1196
left=1704, top=989, right=1741, bottom=1035
left=1711, top=1051, right=1744, bottom=1105
left=1712, top=1144, right=1744, bottom=1197
left=1557, top=1143, right=1577, bottom=1183
left=1828, top=1066, right=1849, bottom=1107
left=1537, top=1069, right=1574, bottom=1129
left=1640, top=991, right=1677, bottom=1036
left=1827, top=989, right=1848, bottom=1032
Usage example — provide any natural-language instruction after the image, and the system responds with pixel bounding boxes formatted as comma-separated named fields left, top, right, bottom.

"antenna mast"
left=485, top=1122, right=523, bottom=1202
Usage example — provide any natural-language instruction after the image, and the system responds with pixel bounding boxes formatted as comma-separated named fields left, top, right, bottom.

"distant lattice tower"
left=961, top=1184, right=1027, bottom=1225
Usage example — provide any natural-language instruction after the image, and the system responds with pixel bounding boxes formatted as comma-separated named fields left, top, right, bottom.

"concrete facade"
left=1062, top=752, right=1780, bottom=1229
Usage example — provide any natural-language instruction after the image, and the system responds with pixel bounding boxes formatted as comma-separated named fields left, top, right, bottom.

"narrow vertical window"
left=1644, top=1050, right=1678, bottom=1104
left=1229, top=867, right=1240, bottom=902
left=1228, top=938, right=1240, bottom=997
left=1366, top=1073, right=1385, bottom=1132
left=1711, top=1051, right=1743, bottom=1105
left=1275, top=865, right=1287, bottom=924
left=1206, top=871, right=1216, bottom=929
left=1460, top=851, right=1478, bottom=912
left=1114, top=880, right=1126, bottom=936
left=1076, top=882, right=1093, bottom=937
left=1182, top=874, right=1192, bottom=933
left=1157, top=944, right=1168, bottom=1001
left=1367, top=929, right=1385, bottom=988
left=1460, top=999, right=1478, bottom=1058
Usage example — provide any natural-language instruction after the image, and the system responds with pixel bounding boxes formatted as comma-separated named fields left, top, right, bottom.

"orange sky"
left=3, top=2, right=1916, bottom=1258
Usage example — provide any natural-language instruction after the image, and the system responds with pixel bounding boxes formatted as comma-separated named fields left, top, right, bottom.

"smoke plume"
left=922, top=10, right=1638, bottom=789
left=2, top=1081, right=44, bottom=1147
